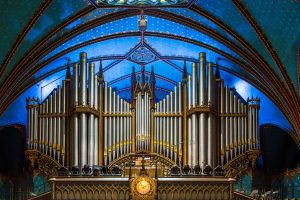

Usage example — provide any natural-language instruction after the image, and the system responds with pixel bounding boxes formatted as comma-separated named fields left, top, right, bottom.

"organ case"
left=26, top=52, right=260, bottom=172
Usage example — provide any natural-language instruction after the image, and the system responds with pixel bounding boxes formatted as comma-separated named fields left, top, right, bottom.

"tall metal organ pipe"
left=49, top=95, right=53, bottom=157
left=53, top=90, right=57, bottom=158
left=233, top=94, right=237, bottom=157
left=72, top=63, right=79, bottom=167
left=225, top=86, right=230, bottom=163
left=45, top=99, right=49, bottom=155
left=94, top=74, right=98, bottom=165
left=187, top=75, right=192, bottom=166
left=57, top=86, right=62, bottom=162
left=199, top=53, right=207, bottom=168
left=88, top=62, right=95, bottom=166
left=207, top=62, right=214, bottom=167
left=104, top=82, right=108, bottom=165
left=220, top=80, right=225, bottom=165
left=62, top=81, right=66, bottom=165
left=80, top=53, right=88, bottom=167
left=192, top=62, right=198, bottom=166
left=178, top=82, right=182, bottom=165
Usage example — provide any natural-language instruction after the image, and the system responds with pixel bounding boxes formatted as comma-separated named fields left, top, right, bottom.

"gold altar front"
left=47, top=176, right=235, bottom=200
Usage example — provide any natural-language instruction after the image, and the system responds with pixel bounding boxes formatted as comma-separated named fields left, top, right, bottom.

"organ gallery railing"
left=26, top=52, right=260, bottom=172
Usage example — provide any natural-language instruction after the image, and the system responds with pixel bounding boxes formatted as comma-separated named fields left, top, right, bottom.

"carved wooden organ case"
left=26, top=52, right=260, bottom=170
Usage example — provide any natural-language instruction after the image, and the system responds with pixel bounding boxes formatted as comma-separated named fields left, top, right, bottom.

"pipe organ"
left=26, top=52, right=260, bottom=171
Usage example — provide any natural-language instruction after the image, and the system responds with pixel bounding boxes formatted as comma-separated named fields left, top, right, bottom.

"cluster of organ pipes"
left=27, top=80, right=68, bottom=165
left=26, top=51, right=260, bottom=170
left=154, top=82, right=183, bottom=165
left=103, top=82, right=132, bottom=165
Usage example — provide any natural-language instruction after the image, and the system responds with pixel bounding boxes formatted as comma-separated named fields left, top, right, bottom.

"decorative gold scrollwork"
left=223, top=149, right=259, bottom=178
left=108, top=151, right=175, bottom=176
left=26, top=150, right=61, bottom=179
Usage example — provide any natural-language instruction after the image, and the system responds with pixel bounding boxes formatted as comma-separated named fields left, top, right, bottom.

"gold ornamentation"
left=224, top=149, right=259, bottom=178
left=25, top=150, right=61, bottom=179
left=157, top=181, right=233, bottom=200
left=49, top=178, right=130, bottom=200
left=61, top=147, right=65, bottom=155
left=108, top=151, right=174, bottom=176
left=131, top=174, right=156, bottom=200
left=136, top=179, right=151, bottom=194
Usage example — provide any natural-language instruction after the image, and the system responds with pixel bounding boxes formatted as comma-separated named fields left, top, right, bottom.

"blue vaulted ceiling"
left=0, top=1, right=299, bottom=138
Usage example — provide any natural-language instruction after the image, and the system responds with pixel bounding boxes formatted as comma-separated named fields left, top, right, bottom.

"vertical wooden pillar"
left=182, top=61, right=188, bottom=166
left=98, top=61, right=104, bottom=166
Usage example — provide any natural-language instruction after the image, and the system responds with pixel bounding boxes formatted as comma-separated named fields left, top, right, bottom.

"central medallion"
left=129, top=46, right=156, bottom=64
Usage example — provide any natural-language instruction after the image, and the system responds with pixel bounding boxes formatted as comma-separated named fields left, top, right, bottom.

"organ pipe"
left=166, top=95, right=170, bottom=157
left=42, top=103, right=45, bottom=153
left=229, top=90, right=234, bottom=159
left=254, top=103, right=259, bottom=148
left=159, top=101, right=163, bottom=155
left=225, top=86, right=230, bottom=162
left=187, top=75, right=192, bottom=166
left=57, top=86, right=62, bottom=162
left=170, top=92, right=174, bottom=160
left=207, top=62, right=213, bottom=166
left=242, top=103, right=246, bottom=152
left=104, top=82, right=108, bottom=165
left=233, top=94, right=237, bottom=157
left=108, top=87, right=112, bottom=162
left=95, top=73, right=99, bottom=165
left=49, top=95, right=53, bottom=157
left=178, top=82, right=183, bottom=165
left=248, top=103, right=252, bottom=149
left=72, top=63, right=79, bottom=167
left=26, top=51, right=260, bottom=170
left=220, top=80, right=225, bottom=165
left=174, top=87, right=178, bottom=163
left=45, top=99, right=49, bottom=155
left=38, top=104, right=42, bottom=151
left=88, top=62, right=95, bottom=166
left=80, top=52, right=87, bottom=167
left=237, top=99, right=241, bottom=156
left=199, top=52, right=206, bottom=106
left=53, top=90, right=57, bottom=158
left=62, top=80, right=66, bottom=166
left=192, top=63, right=198, bottom=166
